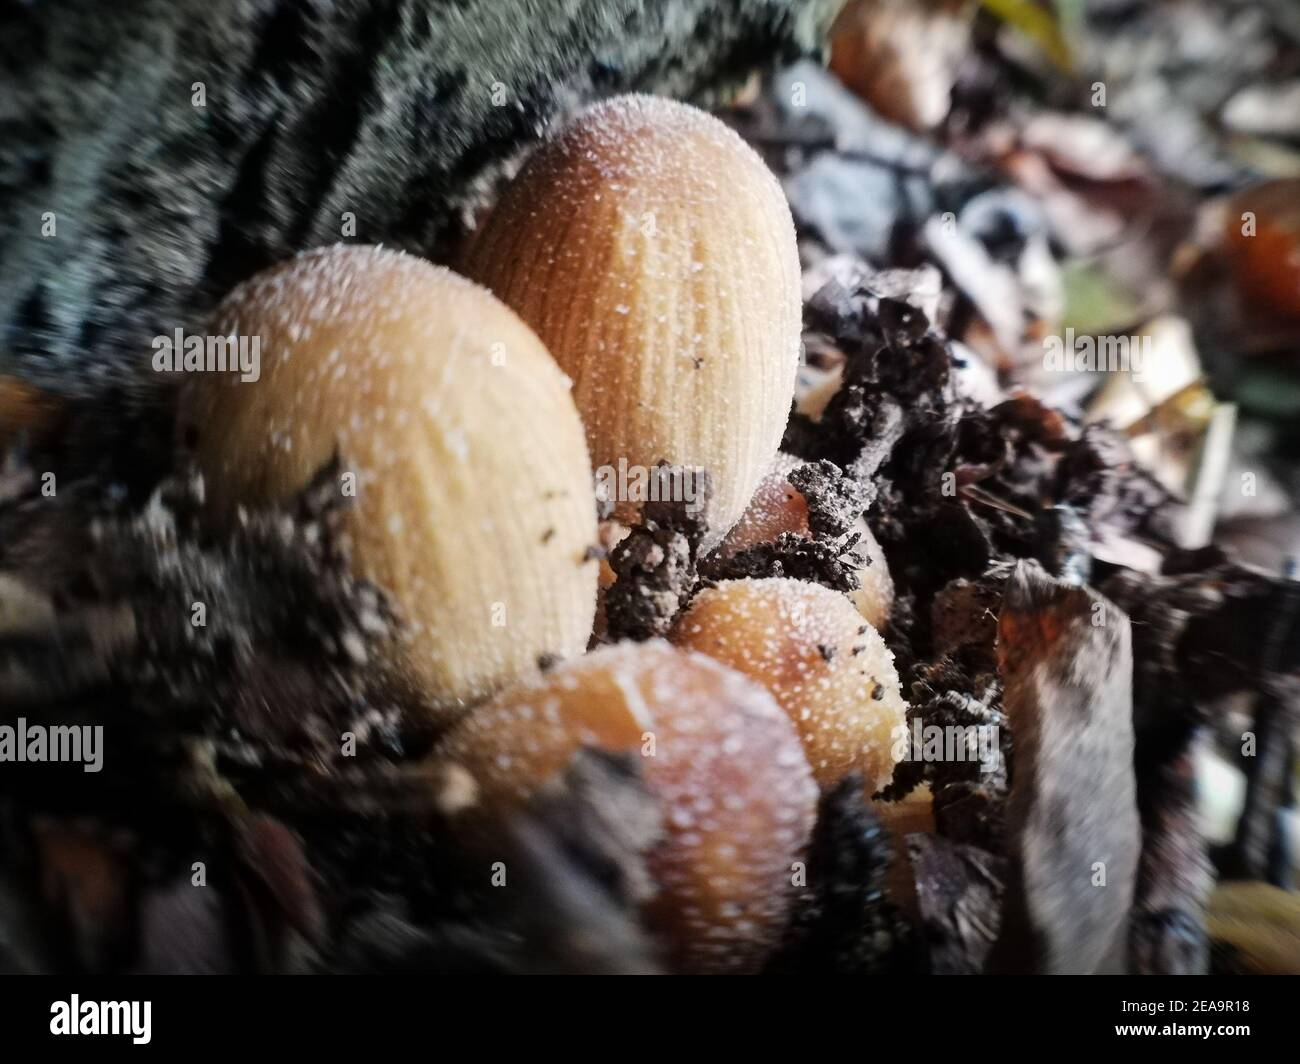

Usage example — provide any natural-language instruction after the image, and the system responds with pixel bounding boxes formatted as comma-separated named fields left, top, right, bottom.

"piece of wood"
left=909, top=834, right=1003, bottom=975
left=989, top=562, right=1141, bottom=974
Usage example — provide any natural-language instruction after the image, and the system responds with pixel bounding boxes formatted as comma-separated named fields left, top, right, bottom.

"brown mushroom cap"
left=178, top=245, right=598, bottom=719
left=465, top=94, right=802, bottom=544
left=438, top=639, right=818, bottom=973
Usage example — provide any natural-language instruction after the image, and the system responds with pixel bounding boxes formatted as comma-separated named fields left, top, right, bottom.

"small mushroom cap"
left=721, top=453, right=895, bottom=630
left=1224, top=179, right=1300, bottom=320
left=672, top=577, right=907, bottom=792
left=177, top=245, right=597, bottom=718
left=438, top=639, right=818, bottom=973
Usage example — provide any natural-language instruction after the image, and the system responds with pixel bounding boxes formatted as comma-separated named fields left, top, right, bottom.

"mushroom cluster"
left=178, top=95, right=905, bottom=973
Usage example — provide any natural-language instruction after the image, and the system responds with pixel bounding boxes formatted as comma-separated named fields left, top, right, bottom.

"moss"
left=0, top=0, right=841, bottom=399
